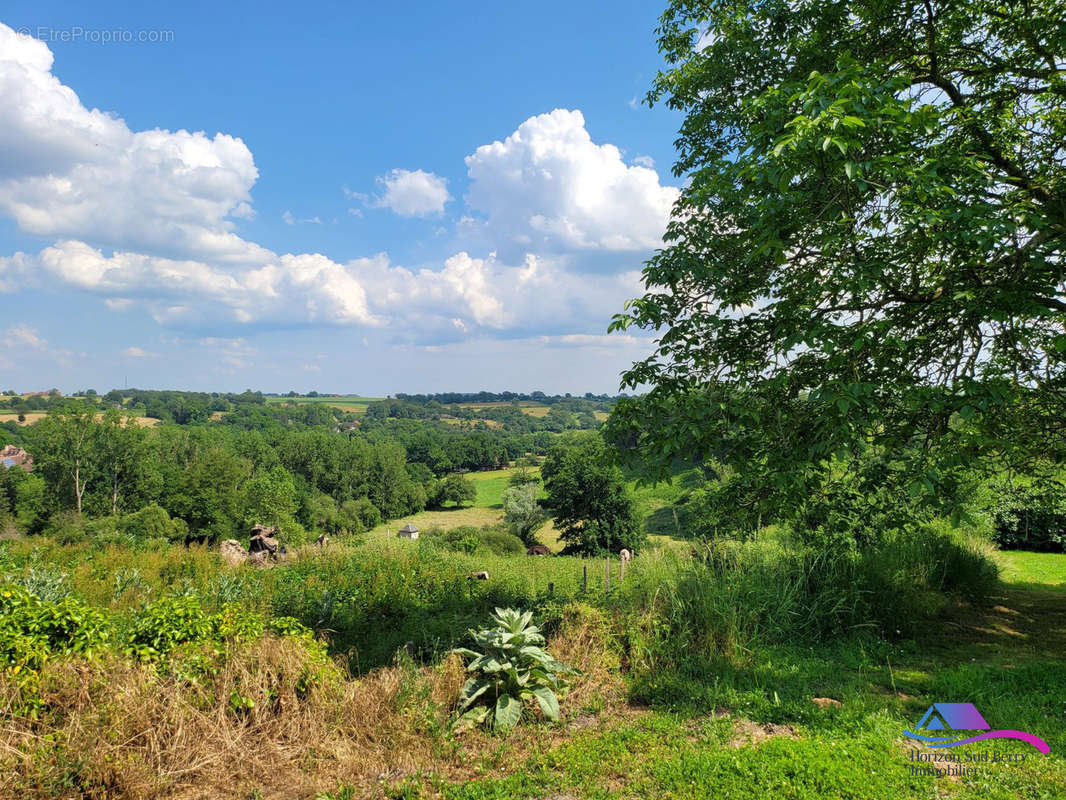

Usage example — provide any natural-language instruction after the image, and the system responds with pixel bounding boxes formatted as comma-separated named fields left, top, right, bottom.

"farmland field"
left=264, top=396, right=383, bottom=414
left=0, top=411, right=159, bottom=427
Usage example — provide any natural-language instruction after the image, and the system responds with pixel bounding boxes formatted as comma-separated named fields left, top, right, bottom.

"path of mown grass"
left=382, top=551, right=1066, bottom=800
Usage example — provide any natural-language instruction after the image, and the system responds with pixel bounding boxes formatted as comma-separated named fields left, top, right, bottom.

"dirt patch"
left=728, top=719, right=798, bottom=747
left=811, top=697, right=842, bottom=709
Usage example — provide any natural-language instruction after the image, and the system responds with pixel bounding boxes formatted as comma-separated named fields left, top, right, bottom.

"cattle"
left=467, top=571, right=490, bottom=580
left=619, top=548, right=632, bottom=563
left=526, top=544, right=551, bottom=556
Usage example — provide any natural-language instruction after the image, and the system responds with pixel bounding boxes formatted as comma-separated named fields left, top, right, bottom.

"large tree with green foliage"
left=503, top=483, right=547, bottom=545
left=609, top=0, right=1066, bottom=508
left=542, top=435, right=644, bottom=554
left=27, top=404, right=100, bottom=516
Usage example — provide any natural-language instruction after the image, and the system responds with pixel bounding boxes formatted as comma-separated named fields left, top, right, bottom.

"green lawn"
left=995, top=550, right=1066, bottom=587
left=467, top=467, right=543, bottom=508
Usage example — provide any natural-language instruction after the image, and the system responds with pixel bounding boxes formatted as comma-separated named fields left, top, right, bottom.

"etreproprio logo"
left=903, top=702, right=1050, bottom=753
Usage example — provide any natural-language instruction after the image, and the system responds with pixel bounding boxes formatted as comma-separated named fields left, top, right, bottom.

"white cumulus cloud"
left=464, top=109, right=679, bottom=255
left=0, top=23, right=266, bottom=266
left=373, top=168, right=451, bottom=217
left=0, top=24, right=667, bottom=355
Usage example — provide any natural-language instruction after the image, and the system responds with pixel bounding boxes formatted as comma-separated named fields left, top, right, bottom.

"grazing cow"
left=314, top=534, right=330, bottom=548
left=526, top=544, right=551, bottom=556
left=467, top=571, right=490, bottom=580
left=619, top=548, right=632, bottom=563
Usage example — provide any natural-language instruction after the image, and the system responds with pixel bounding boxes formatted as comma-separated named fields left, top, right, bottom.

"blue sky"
left=0, top=1, right=683, bottom=395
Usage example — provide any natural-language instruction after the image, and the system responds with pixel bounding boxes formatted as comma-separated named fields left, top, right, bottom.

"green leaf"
left=495, top=694, right=522, bottom=729
left=531, top=686, right=560, bottom=721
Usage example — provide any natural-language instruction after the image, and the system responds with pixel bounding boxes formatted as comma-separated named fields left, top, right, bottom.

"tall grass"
left=0, top=515, right=999, bottom=677
left=612, top=520, right=999, bottom=674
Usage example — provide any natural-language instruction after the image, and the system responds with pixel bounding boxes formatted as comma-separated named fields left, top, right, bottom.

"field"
left=264, top=396, right=383, bottom=414
left=995, top=550, right=1066, bottom=587
left=368, top=468, right=564, bottom=550
left=0, top=412, right=160, bottom=427
left=1, top=466, right=1063, bottom=799
left=1, top=516, right=1063, bottom=799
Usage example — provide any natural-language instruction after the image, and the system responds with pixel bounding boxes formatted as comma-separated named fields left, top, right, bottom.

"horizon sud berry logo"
left=903, top=702, right=1050, bottom=778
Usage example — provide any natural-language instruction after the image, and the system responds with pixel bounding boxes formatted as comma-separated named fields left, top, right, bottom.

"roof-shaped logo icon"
left=914, top=703, right=990, bottom=731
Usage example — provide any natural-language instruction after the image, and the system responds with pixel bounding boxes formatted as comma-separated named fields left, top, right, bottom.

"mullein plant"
left=452, top=607, right=575, bottom=731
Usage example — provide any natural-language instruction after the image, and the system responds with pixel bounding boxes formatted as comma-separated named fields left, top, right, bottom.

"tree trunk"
left=74, top=460, right=83, bottom=516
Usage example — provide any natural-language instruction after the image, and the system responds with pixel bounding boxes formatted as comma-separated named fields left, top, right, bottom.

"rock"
left=219, top=539, right=247, bottom=567
left=247, top=551, right=271, bottom=568
left=249, top=524, right=281, bottom=560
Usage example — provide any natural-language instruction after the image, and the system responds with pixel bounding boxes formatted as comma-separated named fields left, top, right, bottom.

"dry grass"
left=0, top=607, right=624, bottom=800
left=0, top=413, right=159, bottom=427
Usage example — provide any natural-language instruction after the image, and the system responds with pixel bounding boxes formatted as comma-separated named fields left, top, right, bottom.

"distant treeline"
left=0, top=406, right=426, bottom=545
left=394, top=391, right=620, bottom=405
left=0, top=389, right=267, bottom=423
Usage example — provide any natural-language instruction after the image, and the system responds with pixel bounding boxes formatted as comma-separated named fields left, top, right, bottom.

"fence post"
left=605, top=554, right=610, bottom=595
left=547, top=581, right=554, bottom=596
left=620, top=556, right=626, bottom=583
left=582, top=563, right=588, bottom=594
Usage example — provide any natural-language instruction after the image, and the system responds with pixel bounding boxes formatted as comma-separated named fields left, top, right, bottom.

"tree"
left=29, top=404, right=100, bottom=515
left=241, top=466, right=298, bottom=531
left=541, top=435, right=643, bottom=555
left=609, top=0, right=1066, bottom=506
left=503, top=483, right=547, bottom=545
left=98, top=408, right=151, bottom=515
left=432, top=473, right=478, bottom=508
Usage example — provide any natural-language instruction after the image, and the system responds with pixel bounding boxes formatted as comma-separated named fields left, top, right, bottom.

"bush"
left=0, top=584, right=112, bottom=706
left=985, top=481, right=1066, bottom=552
left=422, top=525, right=525, bottom=556
left=477, top=527, right=526, bottom=556
left=125, top=596, right=268, bottom=661
left=120, top=503, right=189, bottom=542
left=342, top=497, right=380, bottom=531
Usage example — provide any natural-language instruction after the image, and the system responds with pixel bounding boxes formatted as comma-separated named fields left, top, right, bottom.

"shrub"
left=422, top=525, right=525, bottom=556
left=0, top=584, right=112, bottom=707
left=342, top=497, right=380, bottom=531
left=451, top=607, right=573, bottom=731
left=121, top=503, right=189, bottom=543
left=477, top=527, right=525, bottom=556
left=985, top=481, right=1066, bottom=552
left=503, top=483, right=547, bottom=545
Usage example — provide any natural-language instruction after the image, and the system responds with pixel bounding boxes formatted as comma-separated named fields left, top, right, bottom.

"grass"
left=426, top=550, right=1066, bottom=800
left=466, top=467, right=543, bottom=508
left=994, top=550, right=1066, bottom=588
left=2, top=517, right=1064, bottom=798
left=366, top=507, right=505, bottom=541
